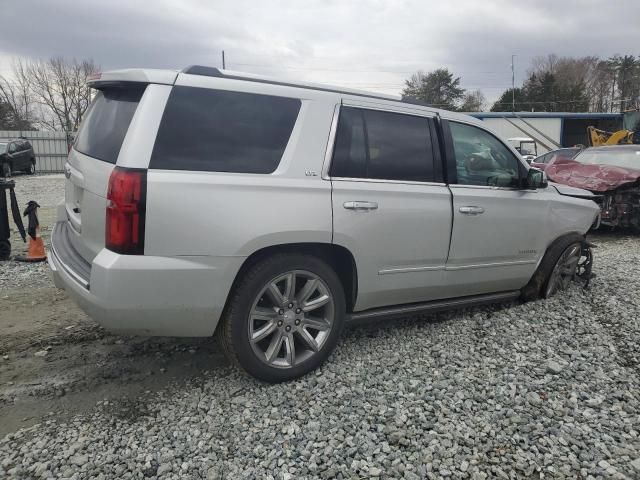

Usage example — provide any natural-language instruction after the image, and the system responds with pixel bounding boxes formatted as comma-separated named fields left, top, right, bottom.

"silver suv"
left=49, top=66, right=599, bottom=382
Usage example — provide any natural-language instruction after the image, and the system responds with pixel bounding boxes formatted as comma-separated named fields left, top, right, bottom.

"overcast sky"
left=1, top=0, right=639, bottom=103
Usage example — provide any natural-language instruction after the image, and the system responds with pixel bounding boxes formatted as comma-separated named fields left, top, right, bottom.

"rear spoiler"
left=87, top=69, right=179, bottom=89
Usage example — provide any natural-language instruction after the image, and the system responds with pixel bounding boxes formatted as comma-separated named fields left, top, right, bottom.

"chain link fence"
left=0, top=130, right=71, bottom=173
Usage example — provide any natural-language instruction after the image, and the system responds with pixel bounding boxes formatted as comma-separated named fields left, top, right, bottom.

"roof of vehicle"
left=87, top=66, right=485, bottom=126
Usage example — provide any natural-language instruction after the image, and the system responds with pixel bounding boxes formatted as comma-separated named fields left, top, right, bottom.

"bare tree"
left=459, top=89, right=486, bottom=112
left=27, top=57, right=99, bottom=130
left=0, top=59, right=35, bottom=129
left=0, top=57, right=98, bottom=131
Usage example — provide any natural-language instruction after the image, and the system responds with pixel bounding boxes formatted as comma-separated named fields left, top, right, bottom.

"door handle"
left=459, top=206, right=485, bottom=215
left=343, top=201, right=378, bottom=211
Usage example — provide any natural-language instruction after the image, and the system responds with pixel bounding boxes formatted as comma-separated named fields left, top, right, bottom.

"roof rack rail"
left=181, top=65, right=419, bottom=105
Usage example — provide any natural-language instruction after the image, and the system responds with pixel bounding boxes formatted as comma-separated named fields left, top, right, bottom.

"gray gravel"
left=11, top=173, right=65, bottom=210
left=1, top=232, right=640, bottom=479
left=0, top=261, right=52, bottom=290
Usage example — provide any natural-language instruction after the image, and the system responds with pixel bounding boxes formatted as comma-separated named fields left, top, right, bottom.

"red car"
left=545, top=145, right=640, bottom=228
left=530, top=147, right=582, bottom=172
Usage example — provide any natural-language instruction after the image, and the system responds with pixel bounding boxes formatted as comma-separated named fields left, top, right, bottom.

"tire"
left=25, top=160, right=36, bottom=175
left=1, top=163, right=11, bottom=178
left=520, top=233, right=584, bottom=301
left=218, top=253, right=346, bottom=382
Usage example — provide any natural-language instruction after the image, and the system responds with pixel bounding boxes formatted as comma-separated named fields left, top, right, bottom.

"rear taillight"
left=106, top=167, right=146, bottom=255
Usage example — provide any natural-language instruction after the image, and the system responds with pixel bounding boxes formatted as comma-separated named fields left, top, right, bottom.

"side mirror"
left=526, top=168, right=548, bottom=189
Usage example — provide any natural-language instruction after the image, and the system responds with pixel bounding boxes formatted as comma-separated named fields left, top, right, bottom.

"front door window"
left=450, top=122, right=522, bottom=188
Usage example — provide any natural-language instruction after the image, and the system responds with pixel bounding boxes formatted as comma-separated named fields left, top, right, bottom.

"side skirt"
left=347, top=290, right=520, bottom=326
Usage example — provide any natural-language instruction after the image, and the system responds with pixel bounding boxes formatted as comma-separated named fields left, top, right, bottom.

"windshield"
left=520, top=142, right=536, bottom=156
left=0, top=143, right=6, bottom=154
left=574, top=148, right=640, bottom=170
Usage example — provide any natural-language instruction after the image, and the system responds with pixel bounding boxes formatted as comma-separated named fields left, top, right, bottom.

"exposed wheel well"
left=521, top=231, right=586, bottom=301
left=227, top=243, right=358, bottom=313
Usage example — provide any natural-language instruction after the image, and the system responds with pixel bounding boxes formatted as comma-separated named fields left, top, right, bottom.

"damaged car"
left=545, top=145, right=640, bottom=228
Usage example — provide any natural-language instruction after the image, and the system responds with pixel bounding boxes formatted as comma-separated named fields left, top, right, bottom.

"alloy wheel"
left=247, top=270, right=335, bottom=368
left=545, top=243, right=581, bottom=297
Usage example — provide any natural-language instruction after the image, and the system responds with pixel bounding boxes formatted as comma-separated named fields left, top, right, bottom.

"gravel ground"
left=11, top=173, right=65, bottom=211
left=0, top=232, right=639, bottom=479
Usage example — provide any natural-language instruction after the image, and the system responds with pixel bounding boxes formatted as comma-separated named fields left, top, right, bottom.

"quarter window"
left=449, top=122, right=522, bottom=187
left=330, top=107, right=436, bottom=182
left=151, top=87, right=301, bottom=174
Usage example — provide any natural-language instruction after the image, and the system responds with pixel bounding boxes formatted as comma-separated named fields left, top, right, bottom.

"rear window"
left=74, top=86, right=145, bottom=164
left=150, top=86, right=301, bottom=173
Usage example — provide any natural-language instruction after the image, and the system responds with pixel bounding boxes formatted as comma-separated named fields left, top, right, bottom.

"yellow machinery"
left=587, top=126, right=635, bottom=146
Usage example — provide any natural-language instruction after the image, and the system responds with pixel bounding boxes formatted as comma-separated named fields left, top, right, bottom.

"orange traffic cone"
left=15, top=201, right=47, bottom=262
left=21, top=229, right=47, bottom=262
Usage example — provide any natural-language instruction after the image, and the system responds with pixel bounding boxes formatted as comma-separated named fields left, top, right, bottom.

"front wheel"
left=219, top=253, right=345, bottom=382
left=543, top=242, right=582, bottom=298
left=520, top=233, right=585, bottom=301
left=1, top=163, right=11, bottom=178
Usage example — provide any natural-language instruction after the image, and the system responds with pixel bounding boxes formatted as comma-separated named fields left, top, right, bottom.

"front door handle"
left=459, top=206, right=485, bottom=215
left=343, top=201, right=378, bottom=211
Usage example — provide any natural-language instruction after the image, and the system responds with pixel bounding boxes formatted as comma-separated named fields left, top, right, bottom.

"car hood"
left=546, top=160, right=640, bottom=192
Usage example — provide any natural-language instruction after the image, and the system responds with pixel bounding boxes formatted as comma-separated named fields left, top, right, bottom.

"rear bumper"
left=49, top=222, right=244, bottom=337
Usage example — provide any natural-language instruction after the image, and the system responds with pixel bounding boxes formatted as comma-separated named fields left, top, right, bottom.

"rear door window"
left=330, top=106, right=437, bottom=182
left=74, top=86, right=146, bottom=164
left=150, top=87, right=301, bottom=174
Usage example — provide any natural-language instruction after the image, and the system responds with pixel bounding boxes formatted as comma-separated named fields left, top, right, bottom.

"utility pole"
left=511, top=54, right=516, bottom=112
left=222, top=50, right=226, bottom=69
left=610, top=69, right=617, bottom=113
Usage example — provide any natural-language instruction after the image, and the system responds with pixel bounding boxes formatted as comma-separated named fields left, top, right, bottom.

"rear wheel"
left=1, top=163, right=11, bottom=178
left=219, top=253, right=345, bottom=382
left=25, top=160, right=36, bottom=175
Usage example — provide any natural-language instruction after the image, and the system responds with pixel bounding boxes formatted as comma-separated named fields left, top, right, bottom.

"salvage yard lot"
left=1, top=175, right=640, bottom=478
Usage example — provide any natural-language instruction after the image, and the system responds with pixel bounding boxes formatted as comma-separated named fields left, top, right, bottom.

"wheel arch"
left=522, top=231, right=586, bottom=301
left=225, top=242, right=358, bottom=316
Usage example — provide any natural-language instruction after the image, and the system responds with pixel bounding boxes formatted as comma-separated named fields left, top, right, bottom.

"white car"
left=49, top=66, right=600, bottom=381
left=507, top=137, right=538, bottom=163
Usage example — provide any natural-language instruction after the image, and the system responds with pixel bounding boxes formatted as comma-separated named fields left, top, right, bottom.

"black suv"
left=0, top=138, right=36, bottom=177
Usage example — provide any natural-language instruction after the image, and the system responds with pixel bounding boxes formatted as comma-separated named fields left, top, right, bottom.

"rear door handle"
left=459, top=206, right=485, bottom=215
left=343, top=201, right=378, bottom=211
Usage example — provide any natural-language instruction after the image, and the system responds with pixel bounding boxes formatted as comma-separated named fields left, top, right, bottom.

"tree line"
left=0, top=57, right=98, bottom=131
left=403, top=54, right=640, bottom=113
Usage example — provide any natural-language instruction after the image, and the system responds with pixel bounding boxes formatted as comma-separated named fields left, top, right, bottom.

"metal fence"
left=0, top=130, right=70, bottom=173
